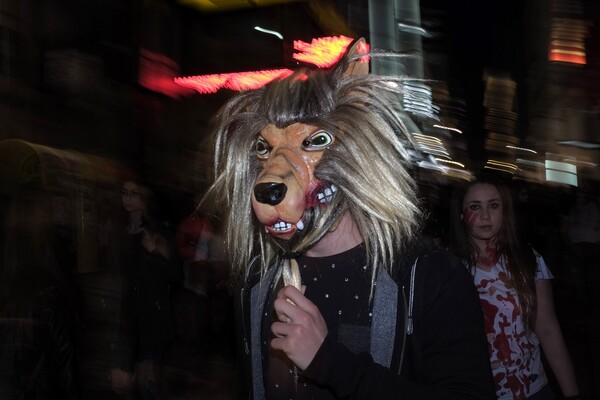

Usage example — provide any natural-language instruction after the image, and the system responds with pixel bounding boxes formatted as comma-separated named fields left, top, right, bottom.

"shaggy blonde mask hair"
left=202, top=50, right=424, bottom=283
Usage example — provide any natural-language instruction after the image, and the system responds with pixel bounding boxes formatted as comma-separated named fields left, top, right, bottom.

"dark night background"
left=1, top=0, right=599, bottom=398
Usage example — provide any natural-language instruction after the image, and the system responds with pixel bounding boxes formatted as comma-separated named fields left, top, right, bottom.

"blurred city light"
left=292, top=35, right=369, bottom=67
left=254, top=26, right=283, bottom=40
left=174, top=35, right=366, bottom=93
left=545, top=159, right=578, bottom=186
left=174, top=69, right=294, bottom=93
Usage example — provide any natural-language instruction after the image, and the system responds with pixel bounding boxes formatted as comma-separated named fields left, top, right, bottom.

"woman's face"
left=462, top=183, right=503, bottom=242
left=121, top=181, right=143, bottom=213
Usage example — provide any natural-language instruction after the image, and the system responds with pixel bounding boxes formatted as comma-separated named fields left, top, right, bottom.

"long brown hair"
left=449, top=174, right=538, bottom=331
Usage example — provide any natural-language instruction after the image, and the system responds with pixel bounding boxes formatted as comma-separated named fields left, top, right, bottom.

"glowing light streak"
left=559, top=158, right=598, bottom=167
left=435, top=158, right=465, bottom=168
left=487, top=160, right=518, bottom=170
left=551, top=40, right=585, bottom=49
left=557, top=141, right=600, bottom=149
left=418, top=146, right=449, bottom=157
left=549, top=53, right=586, bottom=64
left=413, top=133, right=449, bottom=157
left=397, top=22, right=431, bottom=37
left=175, top=69, right=294, bottom=93
left=174, top=35, right=368, bottom=93
left=138, top=48, right=189, bottom=98
left=404, top=101, right=439, bottom=117
left=292, top=35, right=369, bottom=68
left=254, top=26, right=283, bottom=40
left=403, top=82, right=439, bottom=119
left=549, top=51, right=586, bottom=63
left=433, top=124, right=462, bottom=134
left=506, top=145, right=537, bottom=154
left=174, top=74, right=228, bottom=94
left=516, top=158, right=545, bottom=167
left=551, top=49, right=586, bottom=56
left=413, top=133, right=442, bottom=143
left=484, top=165, right=516, bottom=174
left=225, top=69, right=294, bottom=91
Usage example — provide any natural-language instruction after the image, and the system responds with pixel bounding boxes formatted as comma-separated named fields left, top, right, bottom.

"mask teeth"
left=317, top=184, right=338, bottom=204
left=273, top=221, right=292, bottom=231
left=296, top=220, right=305, bottom=231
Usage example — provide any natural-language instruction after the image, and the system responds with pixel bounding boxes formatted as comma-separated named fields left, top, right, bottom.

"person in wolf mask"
left=201, top=38, right=495, bottom=399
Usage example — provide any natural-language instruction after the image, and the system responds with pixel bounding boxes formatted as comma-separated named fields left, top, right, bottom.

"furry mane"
left=202, top=49, right=424, bottom=281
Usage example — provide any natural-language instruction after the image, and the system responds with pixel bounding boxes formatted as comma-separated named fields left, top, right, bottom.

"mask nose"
left=254, top=182, right=287, bottom=205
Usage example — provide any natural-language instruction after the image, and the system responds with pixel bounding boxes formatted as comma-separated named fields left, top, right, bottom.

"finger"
left=278, top=312, right=292, bottom=323
left=279, top=285, right=315, bottom=313
left=273, top=297, right=300, bottom=323
left=277, top=284, right=302, bottom=301
left=276, top=285, right=297, bottom=307
left=270, top=336, right=285, bottom=352
left=277, top=284, right=306, bottom=298
left=271, top=320, right=291, bottom=337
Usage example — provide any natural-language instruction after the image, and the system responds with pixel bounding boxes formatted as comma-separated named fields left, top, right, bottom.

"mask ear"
left=342, top=37, right=369, bottom=77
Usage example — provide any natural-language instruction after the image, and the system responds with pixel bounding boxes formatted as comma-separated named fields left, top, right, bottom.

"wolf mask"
left=203, top=38, right=422, bottom=282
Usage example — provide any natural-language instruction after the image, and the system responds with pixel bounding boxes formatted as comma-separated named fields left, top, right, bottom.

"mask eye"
left=256, top=137, right=270, bottom=157
left=302, top=130, right=334, bottom=151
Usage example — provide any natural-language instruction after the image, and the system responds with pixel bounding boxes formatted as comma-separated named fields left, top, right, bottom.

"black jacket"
left=110, top=229, right=180, bottom=371
left=0, top=287, right=80, bottom=400
left=234, top=239, right=495, bottom=399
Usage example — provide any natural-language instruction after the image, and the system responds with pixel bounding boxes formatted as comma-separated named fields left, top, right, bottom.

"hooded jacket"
left=233, top=239, right=496, bottom=400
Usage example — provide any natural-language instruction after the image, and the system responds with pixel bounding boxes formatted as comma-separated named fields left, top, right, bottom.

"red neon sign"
left=174, top=36, right=368, bottom=94
left=293, top=35, right=367, bottom=68
left=175, top=69, right=294, bottom=94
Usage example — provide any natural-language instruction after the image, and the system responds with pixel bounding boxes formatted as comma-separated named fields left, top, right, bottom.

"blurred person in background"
left=108, top=179, right=180, bottom=400
left=449, top=174, right=580, bottom=400
left=173, top=201, right=215, bottom=356
left=0, top=187, right=80, bottom=399
left=560, top=180, right=600, bottom=397
left=175, top=196, right=219, bottom=300
left=561, top=181, right=600, bottom=305
left=173, top=193, right=230, bottom=356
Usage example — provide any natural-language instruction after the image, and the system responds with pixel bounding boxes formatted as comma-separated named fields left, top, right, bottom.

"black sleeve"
left=232, top=277, right=255, bottom=400
left=142, top=245, right=181, bottom=283
left=232, top=259, right=263, bottom=400
left=146, top=229, right=182, bottom=283
left=110, top=249, right=137, bottom=373
left=302, top=250, right=496, bottom=400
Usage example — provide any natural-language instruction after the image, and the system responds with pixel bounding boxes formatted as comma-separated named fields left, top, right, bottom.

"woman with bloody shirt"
left=449, top=174, right=580, bottom=400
